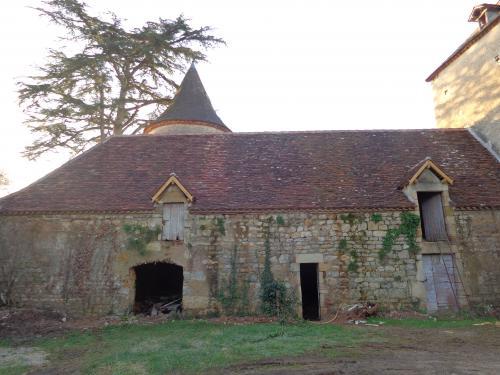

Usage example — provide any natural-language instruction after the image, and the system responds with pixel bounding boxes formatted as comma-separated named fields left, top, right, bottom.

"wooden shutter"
left=162, top=203, right=186, bottom=240
left=418, top=192, right=448, bottom=241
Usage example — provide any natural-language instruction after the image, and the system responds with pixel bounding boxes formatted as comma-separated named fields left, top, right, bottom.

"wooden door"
left=423, top=254, right=459, bottom=313
left=418, top=192, right=448, bottom=241
left=162, top=203, right=186, bottom=240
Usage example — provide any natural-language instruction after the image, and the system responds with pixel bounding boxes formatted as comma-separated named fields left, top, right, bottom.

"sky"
left=0, top=0, right=481, bottom=196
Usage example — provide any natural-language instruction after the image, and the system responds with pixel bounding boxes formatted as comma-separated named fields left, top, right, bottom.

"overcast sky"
left=0, top=0, right=480, bottom=196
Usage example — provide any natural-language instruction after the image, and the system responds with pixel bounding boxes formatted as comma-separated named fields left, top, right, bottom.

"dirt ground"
left=222, top=325, right=500, bottom=375
left=0, top=307, right=175, bottom=343
left=2, top=307, right=500, bottom=374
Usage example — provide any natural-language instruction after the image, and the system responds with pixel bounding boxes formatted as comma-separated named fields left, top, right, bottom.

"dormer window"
left=400, top=158, right=454, bottom=243
left=468, top=4, right=500, bottom=29
left=151, top=174, right=193, bottom=242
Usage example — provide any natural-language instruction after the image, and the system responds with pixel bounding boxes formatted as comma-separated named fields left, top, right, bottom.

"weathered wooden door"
left=418, top=192, right=448, bottom=241
left=423, top=254, right=459, bottom=313
left=162, top=203, right=186, bottom=240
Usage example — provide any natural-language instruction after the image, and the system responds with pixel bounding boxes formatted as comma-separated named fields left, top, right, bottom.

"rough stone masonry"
left=1, top=208, right=499, bottom=317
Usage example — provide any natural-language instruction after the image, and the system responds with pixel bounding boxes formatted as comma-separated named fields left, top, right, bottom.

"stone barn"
left=2, top=2, right=500, bottom=318
left=1, top=63, right=499, bottom=319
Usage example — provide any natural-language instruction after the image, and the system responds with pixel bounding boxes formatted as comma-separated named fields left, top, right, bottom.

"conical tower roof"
left=145, top=63, right=230, bottom=134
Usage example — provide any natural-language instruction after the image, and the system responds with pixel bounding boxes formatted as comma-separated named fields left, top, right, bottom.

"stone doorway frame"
left=294, top=253, right=327, bottom=319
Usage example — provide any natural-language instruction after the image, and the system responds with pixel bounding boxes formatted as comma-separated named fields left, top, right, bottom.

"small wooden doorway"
left=300, top=263, right=320, bottom=320
left=423, top=254, right=459, bottom=313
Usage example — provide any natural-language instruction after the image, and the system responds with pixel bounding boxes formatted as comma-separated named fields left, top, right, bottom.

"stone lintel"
left=295, top=253, right=324, bottom=263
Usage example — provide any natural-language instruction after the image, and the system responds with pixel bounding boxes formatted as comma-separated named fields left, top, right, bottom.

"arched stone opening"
left=133, top=262, right=183, bottom=315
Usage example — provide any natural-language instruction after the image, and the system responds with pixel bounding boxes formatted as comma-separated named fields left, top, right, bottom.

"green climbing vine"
left=338, top=215, right=365, bottom=273
left=347, top=250, right=359, bottom=272
left=378, top=212, right=420, bottom=260
left=340, top=213, right=361, bottom=225
left=216, top=217, right=226, bottom=235
left=370, top=213, right=382, bottom=223
left=217, top=246, right=250, bottom=315
left=276, top=215, right=285, bottom=226
left=338, top=238, right=348, bottom=252
left=122, top=224, right=161, bottom=255
left=260, top=216, right=296, bottom=321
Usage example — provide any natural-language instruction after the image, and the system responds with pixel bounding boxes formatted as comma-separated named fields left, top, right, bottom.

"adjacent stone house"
left=427, top=2, right=500, bottom=155
left=1, top=4, right=499, bottom=319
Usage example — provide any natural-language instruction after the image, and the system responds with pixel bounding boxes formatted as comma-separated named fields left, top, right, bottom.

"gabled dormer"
left=152, top=174, right=193, bottom=241
left=152, top=174, right=194, bottom=204
left=399, top=157, right=453, bottom=192
left=400, top=158, right=454, bottom=242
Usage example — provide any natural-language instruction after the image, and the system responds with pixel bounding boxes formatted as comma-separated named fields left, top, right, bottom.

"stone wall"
left=0, top=212, right=210, bottom=317
left=148, top=122, right=224, bottom=135
left=191, top=212, right=422, bottom=318
left=1, top=208, right=499, bottom=317
left=430, top=24, right=500, bottom=154
left=455, top=210, right=500, bottom=306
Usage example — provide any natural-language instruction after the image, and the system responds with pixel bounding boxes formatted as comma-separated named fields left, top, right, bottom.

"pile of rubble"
left=134, top=297, right=182, bottom=317
left=320, top=302, right=379, bottom=325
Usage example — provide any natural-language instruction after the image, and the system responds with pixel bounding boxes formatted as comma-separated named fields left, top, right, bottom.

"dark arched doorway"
left=133, top=262, right=183, bottom=315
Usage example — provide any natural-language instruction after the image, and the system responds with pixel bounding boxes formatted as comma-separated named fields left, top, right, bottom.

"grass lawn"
left=25, top=321, right=365, bottom=374
left=0, top=317, right=495, bottom=374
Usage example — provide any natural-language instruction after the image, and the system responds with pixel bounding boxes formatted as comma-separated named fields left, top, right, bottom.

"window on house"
left=417, top=192, right=448, bottom=241
left=162, top=203, right=186, bottom=241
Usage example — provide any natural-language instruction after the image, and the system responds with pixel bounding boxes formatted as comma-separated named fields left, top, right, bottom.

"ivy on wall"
left=217, top=246, right=250, bottom=315
left=347, top=250, right=359, bottom=272
left=216, top=217, right=226, bottom=236
left=338, top=238, right=348, bottom=252
left=260, top=216, right=296, bottom=320
left=340, top=213, right=361, bottom=225
left=122, top=224, right=161, bottom=255
left=378, top=212, right=420, bottom=260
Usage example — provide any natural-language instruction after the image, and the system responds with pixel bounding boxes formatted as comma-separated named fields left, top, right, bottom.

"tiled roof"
left=1, top=129, right=498, bottom=214
left=150, top=63, right=229, bottom=130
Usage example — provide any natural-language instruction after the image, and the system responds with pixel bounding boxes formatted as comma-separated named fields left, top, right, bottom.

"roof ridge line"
left=116, top=128, right=469, bottom=139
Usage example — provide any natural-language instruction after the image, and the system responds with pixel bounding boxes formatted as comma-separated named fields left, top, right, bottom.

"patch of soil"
left=0, top=306, right=225, bottom=343
left=0, top=308, right=69, bottom=341
left=0, top=307, right=170, bottom=342
left=0, top=347, right=48, bottom=367
left=220, top=325, right=500, bottom=374
left=208, top=316, right=277, bottom=324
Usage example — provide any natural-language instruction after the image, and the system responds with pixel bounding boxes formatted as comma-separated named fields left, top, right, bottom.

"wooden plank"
left=162, top=204, right=170, bottom=240
left=423, top=255, right=438, bottom=313
left=177, top=203, right=186, bottom=240
left=419, top=192, right=448, bottom=241
left=436, top=255, right=459, bottom=311
left=162, top=203, right=185, bottom=240
left=152, top=175, right=193, bottom=203
left=409, top=159, right=454, bottom=186
left=423, top=254, right=459, bottom=313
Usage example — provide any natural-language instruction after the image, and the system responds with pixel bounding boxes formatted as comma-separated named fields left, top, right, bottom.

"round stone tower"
left=144, top=63, right=230, bottom=135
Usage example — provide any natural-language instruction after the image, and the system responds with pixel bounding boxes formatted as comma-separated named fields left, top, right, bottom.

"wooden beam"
left=408, top=159, right=454, bottom=186
left=151, top=175, right=194, bottom=203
